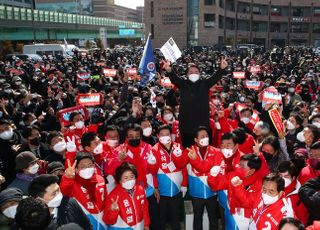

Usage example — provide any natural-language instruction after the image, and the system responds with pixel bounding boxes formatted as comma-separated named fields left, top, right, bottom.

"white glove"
left=173, top=148, right=182, bottom=157
left=181, top=186, right=187, bottom=197
left=210, top=166, right=221, bottom=177
left=147, top=153, right=156, bottom=165
left=282, top=198, right=294, bottom=217
left=230, top=176, right=243, bottom=187
left=66, top=136, right=77, bottom=152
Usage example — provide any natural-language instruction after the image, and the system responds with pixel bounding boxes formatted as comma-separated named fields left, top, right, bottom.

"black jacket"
left=299, top=176, right=320, bottom=225
left=169, top=68, right=225, bottom=133
left=57, top=197, right=92, bottom=229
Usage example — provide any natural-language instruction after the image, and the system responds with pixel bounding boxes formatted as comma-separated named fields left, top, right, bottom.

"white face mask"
left=2, top=204, right=18, bottom=219
left=143, top=127, right=153, bottom=137
left=288, top=88, right=295, bottom=93
left=93, top=143, right=103, bottom=155
left=159, top=136, right=171, bottom=145
left=311, top=112, right=318, bottom=116
left=286, top=121, right=295, bottom=130
left=0, top=128, right=13, bottom=140
left=221, top=148, right=234, bottom=158
left=241, top=117, right=250, bottom=124
left=297, top=131, right=305, bottom=142
left=189, top=74, right=200, bottom=82
left=79, top=167, right=95, bottom=179
left=53, top=141, right=67, bottom=152
left=122, top=179, right=136, bottom=190
left=47, top=192, right=63, bottom=208
left=28, top=163, right=39, bottom=174
left=213, top=99, right=220, bottom=105
left=163, top=113, right=174, bottom=122
left=283, top=177, right=292, bottom=187
left=199, top=137, right=209, bottom=147
left=262, top=193, right=279, bottom=205
left=106, top=139, right=119, bottom=148
left=312, top=122, right=320, bottom=129
left=74, top=121, right=84, bottom=129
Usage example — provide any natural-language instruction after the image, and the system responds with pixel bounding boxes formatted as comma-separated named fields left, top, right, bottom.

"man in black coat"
left=162, top=58, right=228, bottom=148
left=28, top=174, right=92, bottom=229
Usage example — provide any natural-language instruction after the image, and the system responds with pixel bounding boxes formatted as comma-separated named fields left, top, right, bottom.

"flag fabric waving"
left=138, top=34, right=156, bottom=88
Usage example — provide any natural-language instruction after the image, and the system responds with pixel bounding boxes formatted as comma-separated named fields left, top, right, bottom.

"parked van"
left=23, top=44, right=79, bottom=57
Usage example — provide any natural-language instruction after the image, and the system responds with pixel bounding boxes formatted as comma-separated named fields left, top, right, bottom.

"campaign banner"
left=160, top=37, right=182, bottom=63
left=10, top=69, right=24, bottom=76
left=160, top=77, right=173, bottom=88
left=58, top=106, right=88, bottom=126
left=249, top=65, right=261, bottom=74
left=244, top=80, right=263, bottom=90
left=269, top=108, right=284, bottom=134
left=125, top=68, right=138, bottom=75
left=76, top=93, right=103, bottom=107
left=233, top=72, right=246, bottom=79
left=103, top=69, right=117, bottom=77
left=77, top=72, right=91, bottom=80
left=262, top=87, right=282, bottom=104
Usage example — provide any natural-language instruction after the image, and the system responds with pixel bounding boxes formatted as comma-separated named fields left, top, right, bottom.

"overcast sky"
left=115, top=0, right=144, bottom=9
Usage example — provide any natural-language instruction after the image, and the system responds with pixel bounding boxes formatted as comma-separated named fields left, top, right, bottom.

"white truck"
left=23, top=44, right=79, bottom=57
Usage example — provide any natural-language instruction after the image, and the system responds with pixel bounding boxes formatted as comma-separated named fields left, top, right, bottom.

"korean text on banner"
left=103, top=69, right=117, bottom=77
left=160, top=37, right=182, bottom=63
left=58, top=106, right=88, bottom=126
left=268, top=108, right=284, bottom=134
left=233, top=72, right=246, bottom=79
left=76, top=93, right=102, bottom=107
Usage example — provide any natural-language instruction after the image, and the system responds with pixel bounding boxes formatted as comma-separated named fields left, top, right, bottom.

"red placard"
left=103, top=69, right=117, bottom=77
left=76, top=93, right=103, bottom=107
left=233, top=72, right=246, bottom=79
left=249, top=65, right=261, bottom=74
left=58, top=106, right=88, bottom=126
left=268, top=108, right=284, bottom=134
left=262, top=87, right=282, bottom=104
left=10, top=69, right=24, bottom=76
left=126, top=68, right=137, bottom=75
left=77, top=72, right=91, bottom=80
left=244, top=80, right=263, bottom=90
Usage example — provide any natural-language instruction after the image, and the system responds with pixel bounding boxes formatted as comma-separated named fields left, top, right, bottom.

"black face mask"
left=30, top=137, right=40, bottom=146
left=262, top=151, right=274, bottom=162
left=156, top=102, right=165, bottom=108
left=128, top=138, right=141, bottom=147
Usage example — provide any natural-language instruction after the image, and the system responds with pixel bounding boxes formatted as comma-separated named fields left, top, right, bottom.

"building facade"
left=144, top=0, right=320, bottom=49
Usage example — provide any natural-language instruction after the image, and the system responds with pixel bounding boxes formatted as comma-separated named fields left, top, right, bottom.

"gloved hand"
left=66, top=136, right=77, bottom=152
left=147, top=152, right=156, bottom=165
left=210, top=166, right=221, bottom=177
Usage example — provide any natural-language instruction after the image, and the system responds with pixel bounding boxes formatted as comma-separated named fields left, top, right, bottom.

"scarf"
left=75, top=173, right=98, bottom=202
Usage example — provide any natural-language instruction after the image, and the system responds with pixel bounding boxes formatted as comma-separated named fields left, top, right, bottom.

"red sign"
left=58, top=106, right=88, bottom=126
left=103, top=69, right=117, bottom=77
left=76, top=93, right=103, bottom=107
left=77, top=72, right=91, bottom=80
left=269, top=108, right=284, bottom=134
left=10, top=69, right=24, bottom=76
left=233, top=72, right=246, bottom=79
left=244, top=80, right=263, bottom=90
left=262, top=87, right=282, bottom=104
left=126, top=68, right=137, bottom=75
left=249, top=65, right=261, bottom=74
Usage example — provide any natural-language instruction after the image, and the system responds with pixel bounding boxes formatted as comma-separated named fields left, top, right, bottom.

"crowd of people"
left=0, top=44, right=319, bottom=230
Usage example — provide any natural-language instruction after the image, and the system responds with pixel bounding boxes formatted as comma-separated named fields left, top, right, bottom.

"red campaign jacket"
left=64, top=126, right=88, bottom=154
left=249, top=196, right=295, bottom=230
left=223, top=150, right=243, bottom=174
left=60, top=174, right=107, bottom=214
left=298, top=164, right=320, bottom=185
left=107, top=142, right=158, bottom=197
left=208, top=154, right=269, bottom=218
left=172, top=144, right=224, bottom=176
left=103, top=184, right=150, bottom=229
left=239, top=134, right=255, bottom=154
left=148, top=142, right=187, bottom=195
left=93, top=142, right=113, bottom=176
left=285, top=179, right=309, bottom=225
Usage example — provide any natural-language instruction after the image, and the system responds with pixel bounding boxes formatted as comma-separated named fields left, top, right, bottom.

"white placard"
left=160, top=37, right=182, bottom=63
